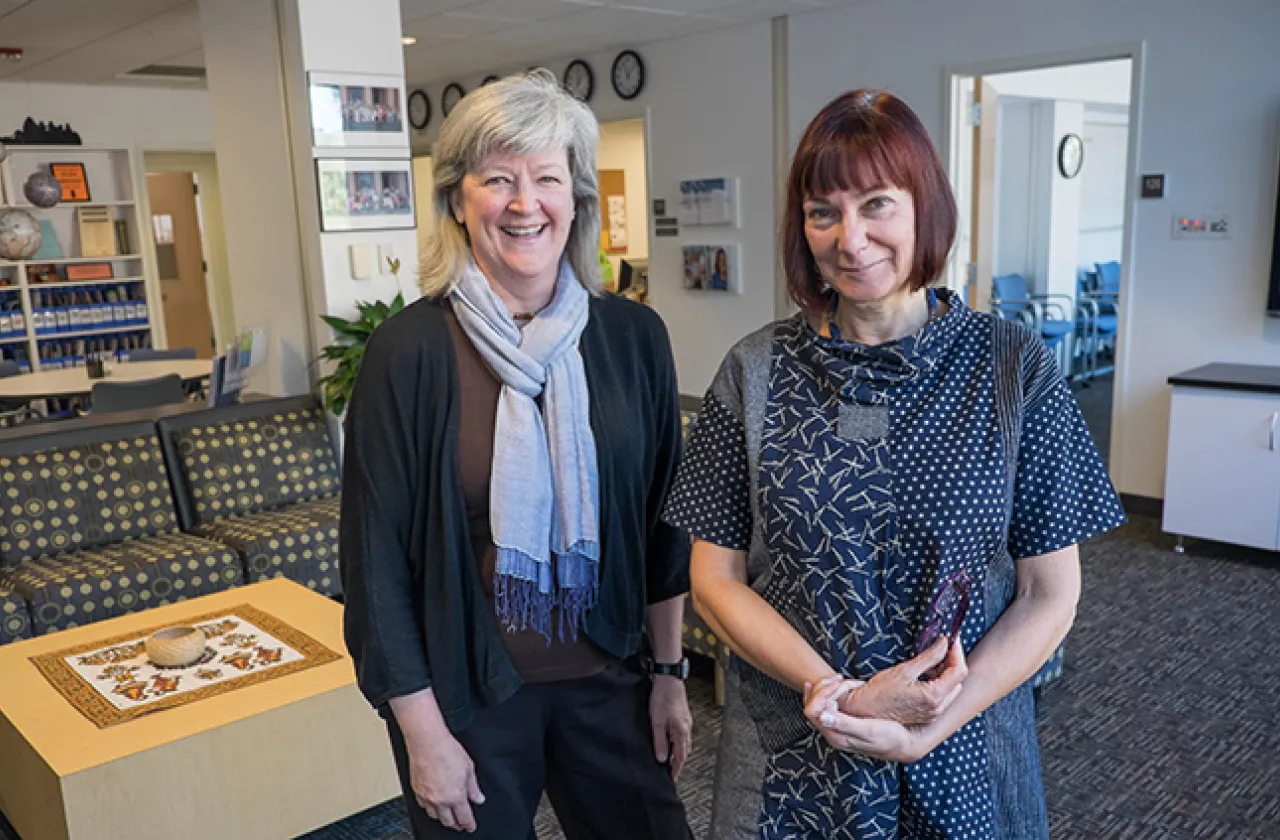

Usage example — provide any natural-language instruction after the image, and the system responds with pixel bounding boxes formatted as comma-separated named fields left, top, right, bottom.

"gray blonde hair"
left=419, top=69, right=603, bottom=297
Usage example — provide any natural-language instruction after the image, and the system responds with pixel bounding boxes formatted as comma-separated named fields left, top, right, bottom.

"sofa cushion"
left=0, top=431, right=179, bottom=568
left=0, top=584, right=31, bottom=645
left=0, top=533, right=243, bottom=636
left=195, top=496, right=340, bottom=595
left=167, top=403, right=340, bottom=527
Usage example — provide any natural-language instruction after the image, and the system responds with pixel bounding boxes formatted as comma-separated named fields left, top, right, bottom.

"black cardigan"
left=340, top=293, right=690, bottom=733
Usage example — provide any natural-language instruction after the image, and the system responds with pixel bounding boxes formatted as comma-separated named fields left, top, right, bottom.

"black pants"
left=386, top=659, right=692, bottom=840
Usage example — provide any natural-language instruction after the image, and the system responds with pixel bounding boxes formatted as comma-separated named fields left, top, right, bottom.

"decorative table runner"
left=30, top=604, right=341, bottom=728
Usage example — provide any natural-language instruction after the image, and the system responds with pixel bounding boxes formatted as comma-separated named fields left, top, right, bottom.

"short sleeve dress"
left=662, top=290, right=1125, bottom=840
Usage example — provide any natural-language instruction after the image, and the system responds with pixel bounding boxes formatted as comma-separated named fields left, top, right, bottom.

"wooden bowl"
left=145, top=626, right=207, bottom=668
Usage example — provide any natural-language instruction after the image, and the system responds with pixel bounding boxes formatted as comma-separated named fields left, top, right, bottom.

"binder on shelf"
left=114, top=219, right=131, bottom=255
left=76, top=206, right=117, bottom=257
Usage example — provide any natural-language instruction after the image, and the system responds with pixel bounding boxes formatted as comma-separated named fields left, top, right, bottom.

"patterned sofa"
left=157, top=397, right=343, bottom=597
left=0, top=420, right=244, bottom=638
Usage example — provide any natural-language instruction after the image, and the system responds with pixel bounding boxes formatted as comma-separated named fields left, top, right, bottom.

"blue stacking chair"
left=1083, top=262, right=1120, bottom=377
left=990, top=274, right=1075, bottom=374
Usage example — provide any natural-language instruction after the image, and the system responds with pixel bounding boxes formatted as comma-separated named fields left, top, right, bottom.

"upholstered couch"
left=157, top=396, right=342, bottom=596
left=0, top=396, right=343, bottom=645
left=0, top=419, right=245, bottom=638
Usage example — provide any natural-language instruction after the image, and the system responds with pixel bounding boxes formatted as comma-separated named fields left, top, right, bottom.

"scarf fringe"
left=494, top=545, right=599, bottom=643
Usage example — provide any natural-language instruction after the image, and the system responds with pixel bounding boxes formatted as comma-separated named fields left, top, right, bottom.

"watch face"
left=408, top=90, right=430, bottom=130
left=1058, top=133, right=1084, bottom=179
left=563, top=59, right=593, bottom=102
left=611, top=50, right=644, bottom=100
left=442, top=82, right=465, bottom=117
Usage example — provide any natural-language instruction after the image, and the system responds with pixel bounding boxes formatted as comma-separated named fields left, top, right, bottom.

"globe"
left=0, top=208, right=42, bottom=260
left=23, top=171, right=62, bottom=208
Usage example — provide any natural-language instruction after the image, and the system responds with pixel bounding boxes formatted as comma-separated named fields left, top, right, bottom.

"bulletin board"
left=598, top=169, right=628, bottom=255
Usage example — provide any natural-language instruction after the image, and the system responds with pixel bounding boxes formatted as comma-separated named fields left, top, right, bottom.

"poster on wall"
left=678, top=177, right=737, bottom=227
left=607, top=194, right=629, bottom=249
left=682, top=244, right=738, bottom=293
left=308, top=72, right=409, bottom=149
left=315, top=158, right=416, bottom=232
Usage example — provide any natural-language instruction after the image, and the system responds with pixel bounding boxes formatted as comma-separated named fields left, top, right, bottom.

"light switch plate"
left=349, top=244, right=374, bottom=280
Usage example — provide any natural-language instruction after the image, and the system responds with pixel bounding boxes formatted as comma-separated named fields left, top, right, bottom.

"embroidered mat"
left=30, top=604, right=341, bottom=728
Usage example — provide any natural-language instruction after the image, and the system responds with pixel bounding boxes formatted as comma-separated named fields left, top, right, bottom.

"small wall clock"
left=408, top=89, right=430, bottom=130
left=563, top=59, right=594, bottom=103
left=1058, top=133, right=1084, bottom=179
left=611, top=50, right=644, bottom=101
left=441, top=82, right=466, bottom=117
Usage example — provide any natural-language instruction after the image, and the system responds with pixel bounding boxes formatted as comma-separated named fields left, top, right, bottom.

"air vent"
left=121, top=64, right=207, bottom=81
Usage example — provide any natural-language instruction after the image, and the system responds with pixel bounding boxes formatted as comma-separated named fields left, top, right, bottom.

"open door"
left=969, top=78, right=998, bottom=313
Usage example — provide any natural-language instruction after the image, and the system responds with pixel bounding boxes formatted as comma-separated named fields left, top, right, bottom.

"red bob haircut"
left=783, top=89, right=957, bottom=314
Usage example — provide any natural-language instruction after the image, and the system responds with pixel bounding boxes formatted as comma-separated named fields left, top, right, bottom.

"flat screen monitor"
left=618, top=258, right=634, bottom=293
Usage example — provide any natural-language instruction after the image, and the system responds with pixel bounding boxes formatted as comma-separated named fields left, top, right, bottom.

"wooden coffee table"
left=0, top=579, right=401, bottom=840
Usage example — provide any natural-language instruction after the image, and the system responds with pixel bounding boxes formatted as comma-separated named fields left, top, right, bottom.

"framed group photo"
left=315, top=158, right=416, bottom=232
left=308, top=72, right=408, bottom=149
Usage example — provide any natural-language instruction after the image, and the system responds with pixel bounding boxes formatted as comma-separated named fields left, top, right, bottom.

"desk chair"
left=90, top=374, right=187, bottom=415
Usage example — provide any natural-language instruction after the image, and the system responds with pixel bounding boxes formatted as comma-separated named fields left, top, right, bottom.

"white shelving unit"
left=0, top=146, right=159, bottom=373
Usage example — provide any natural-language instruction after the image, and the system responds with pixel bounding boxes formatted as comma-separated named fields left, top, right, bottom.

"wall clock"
left=611, top=50, right=644, bottom=101
left=1058, top=133, right=1084, bottom=179
left=408, top=89, right=430, bottom=130
left=441, top=82, right=466, bottom=117
left=563, top=59, right=594, bottom=102
left=481, top=75, right=500, bottom=86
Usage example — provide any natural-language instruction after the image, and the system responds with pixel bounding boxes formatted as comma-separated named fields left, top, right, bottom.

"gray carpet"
left=3, top=514, right=1277, bottom=839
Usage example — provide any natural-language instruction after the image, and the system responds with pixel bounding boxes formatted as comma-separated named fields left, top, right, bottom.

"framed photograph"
left=50, top=162, right=90, bottom=202
left=307, top=72, right=408, bottom=149
left=683, top=244, right=738, bottom=293
left=315, top=158, right=416, bottom=232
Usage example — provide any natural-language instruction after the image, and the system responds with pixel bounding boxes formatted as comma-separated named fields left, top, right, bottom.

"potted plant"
left=316, top=257, right=405, bottom=415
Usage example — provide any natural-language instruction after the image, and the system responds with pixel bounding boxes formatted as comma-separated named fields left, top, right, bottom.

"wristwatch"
left=647, top=656, right=690, bottom=680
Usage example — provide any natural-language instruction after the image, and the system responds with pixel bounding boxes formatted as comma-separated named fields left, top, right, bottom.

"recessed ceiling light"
left=401, top=36, right=417, bottom=46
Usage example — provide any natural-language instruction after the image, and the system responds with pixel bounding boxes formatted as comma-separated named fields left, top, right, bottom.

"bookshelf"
left=0, top=146, right=158, bottom=373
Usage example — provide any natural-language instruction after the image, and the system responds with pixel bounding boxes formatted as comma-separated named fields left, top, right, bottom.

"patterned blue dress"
left=663, top=291, right=1125, bottom=839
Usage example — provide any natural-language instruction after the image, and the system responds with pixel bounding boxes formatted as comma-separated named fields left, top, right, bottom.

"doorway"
left=948, top=55, right=1139, bottom=469
left=143, top=152, right=234, bottom=357
left=597, top=118, right=650, bottom=303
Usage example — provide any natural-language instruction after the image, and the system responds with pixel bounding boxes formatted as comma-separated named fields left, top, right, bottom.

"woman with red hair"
left=664, top=90, right=1124, bottom=838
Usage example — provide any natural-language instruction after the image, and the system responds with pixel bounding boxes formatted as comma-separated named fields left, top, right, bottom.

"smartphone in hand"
left=915, top=568, right=972, bottom=660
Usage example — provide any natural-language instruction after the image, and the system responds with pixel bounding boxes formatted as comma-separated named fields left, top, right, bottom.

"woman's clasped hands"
left=802, top=636, right=968, bottom=764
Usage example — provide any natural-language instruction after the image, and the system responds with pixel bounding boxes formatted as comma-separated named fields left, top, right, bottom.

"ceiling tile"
left=451, top=0, right=584, bottom=23
left=400, top=0, right=485, bottom=23
left=700, top=0, right=824, bottom=22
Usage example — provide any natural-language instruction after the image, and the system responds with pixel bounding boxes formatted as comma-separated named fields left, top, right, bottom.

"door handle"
left=1271, top=411, right=1279, bottom=452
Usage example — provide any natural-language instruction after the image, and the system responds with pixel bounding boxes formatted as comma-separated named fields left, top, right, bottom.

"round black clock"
left=408, top=89, right=430, bottom=131
left=481, top=75, right=500, bottom=86
left=611, top=50, right=644, bottom=101
left=441, top=82, right=466, bottom=117
left=1058, top=133, right=1084, bottom=179
left=563, top=59, right=594, bottom=102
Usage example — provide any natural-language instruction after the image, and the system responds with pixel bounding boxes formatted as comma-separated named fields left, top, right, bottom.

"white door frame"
left=942, top=42, right=1145, bottom=487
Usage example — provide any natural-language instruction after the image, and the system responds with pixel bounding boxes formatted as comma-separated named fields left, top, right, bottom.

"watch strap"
left=648, top=657, right=690, bottom=680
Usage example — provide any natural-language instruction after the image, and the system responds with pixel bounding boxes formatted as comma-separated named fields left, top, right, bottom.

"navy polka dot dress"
left=664, top=290, right=1125, bottom=840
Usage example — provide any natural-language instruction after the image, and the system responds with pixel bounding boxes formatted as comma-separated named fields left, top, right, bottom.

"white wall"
left=994, top=100, right=1035, bottom=280
left=409, top=21, right=777, bottom=397
left=1078, top=111, right=1129, bottom=271
left=597, top=118, right=649, bottom=280
left=789, top=0, right=1280, bottom=500
left=0, top=81, right=213, bottom=151
left=986, top=59, right=1131, bottom=107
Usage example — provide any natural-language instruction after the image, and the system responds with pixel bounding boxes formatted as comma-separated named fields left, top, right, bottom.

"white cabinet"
left=1164, top=386, right=1280, bottom=551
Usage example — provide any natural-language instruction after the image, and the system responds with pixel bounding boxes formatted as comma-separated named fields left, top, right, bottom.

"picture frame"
left=315, top=158, right=416, bottom=232
left=49, top=162, right=90, bottom=202
left=678, top=177, right=738, bottom=227
left=307, top=72, right=409, bottom=149
left=682, top=244, right=739, bottom=293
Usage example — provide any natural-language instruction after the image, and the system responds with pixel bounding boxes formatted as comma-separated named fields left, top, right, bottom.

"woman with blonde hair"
left=341, top=70, right=693, bottom=839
